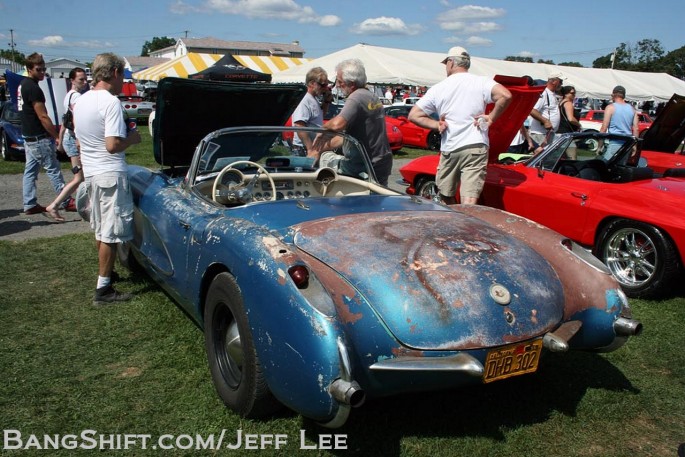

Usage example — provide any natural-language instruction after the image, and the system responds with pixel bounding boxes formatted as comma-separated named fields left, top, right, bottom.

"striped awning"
left=233, top=55, right=311, bottom=75
left=132, top=53, right=310, bottom=81
left=132, top=53, right=222, bottom=81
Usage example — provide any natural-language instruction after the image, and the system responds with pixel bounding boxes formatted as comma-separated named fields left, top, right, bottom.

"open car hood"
left=486, top=75, right=545, bottom=163
left=294, top=212, right=564, bottom=351
left=153, top=77, right=306, bottom=167
left=641, top=93, right=685, bottom=153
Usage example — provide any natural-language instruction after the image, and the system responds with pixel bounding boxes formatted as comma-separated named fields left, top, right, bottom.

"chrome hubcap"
left=603, top=228, right=656, bottom=288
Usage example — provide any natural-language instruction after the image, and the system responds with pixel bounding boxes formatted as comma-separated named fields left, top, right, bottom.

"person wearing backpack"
left=46, top=67, right=88, bottom=221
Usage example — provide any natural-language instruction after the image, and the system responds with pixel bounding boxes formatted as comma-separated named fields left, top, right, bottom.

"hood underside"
left=294, top=211, right=564, bottom=350
left=641, top=93, right=685, bottom=152
left=153, top=77, right=306, bottom=167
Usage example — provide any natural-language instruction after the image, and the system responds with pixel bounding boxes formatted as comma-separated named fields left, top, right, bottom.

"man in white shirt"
left=74, top=53, right=141, bottom=306
left=291, top=67, right=329, bottom=156
left=408, top=46, right=511, bottom=205
left=529, top=73, right=564, bottom=150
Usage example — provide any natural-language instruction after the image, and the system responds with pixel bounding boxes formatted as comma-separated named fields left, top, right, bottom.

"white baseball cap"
left=442, top=46, right=470, bottom=64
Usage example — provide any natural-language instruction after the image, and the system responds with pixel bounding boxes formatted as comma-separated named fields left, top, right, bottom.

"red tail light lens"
left=288, top=265, right=309, bottom=289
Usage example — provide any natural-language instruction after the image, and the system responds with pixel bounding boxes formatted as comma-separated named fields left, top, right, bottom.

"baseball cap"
left=548, top=72, right=564, bottom=81
left=612, top=85, right=626, bottom=96
left=442, top=46, right=470, bottom=64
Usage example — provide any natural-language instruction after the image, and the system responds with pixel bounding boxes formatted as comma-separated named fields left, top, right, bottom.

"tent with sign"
left=189, top=55, right=272, bottom=82
left=271, top=43, right=685, bottom=103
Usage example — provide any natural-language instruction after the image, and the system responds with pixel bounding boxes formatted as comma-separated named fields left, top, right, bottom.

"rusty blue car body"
left=122, top=78, right=641, bottom=427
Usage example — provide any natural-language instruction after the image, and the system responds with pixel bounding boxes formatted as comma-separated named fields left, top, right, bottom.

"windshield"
left=191, top=126, right=377, bottom=184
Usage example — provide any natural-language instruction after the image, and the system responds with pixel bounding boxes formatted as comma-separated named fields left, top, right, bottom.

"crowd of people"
left=18, top=52, right=140, bottom=306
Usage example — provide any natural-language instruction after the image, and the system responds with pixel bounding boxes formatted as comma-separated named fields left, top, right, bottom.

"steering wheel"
left=212, top=160, right=277, bottom=204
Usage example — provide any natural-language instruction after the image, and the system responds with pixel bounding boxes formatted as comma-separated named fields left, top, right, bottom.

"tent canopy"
left=133, top=53, right=310, bottom=82
left=189, top=55, right=271, bottom=82
left=271, top=44, right=685, bottom=102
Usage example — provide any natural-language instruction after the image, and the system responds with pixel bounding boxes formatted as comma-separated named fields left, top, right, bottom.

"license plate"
left=138, top=109, right=152, bottom=114
left=483, top=339, right=542, bottom=383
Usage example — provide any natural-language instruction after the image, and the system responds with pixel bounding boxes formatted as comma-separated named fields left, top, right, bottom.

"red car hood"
left=487, top=75, right=545, bottom=163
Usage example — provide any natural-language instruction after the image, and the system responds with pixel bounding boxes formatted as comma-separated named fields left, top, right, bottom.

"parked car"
left=400, top=130, right=685, bottom=298
left=578, top=109, right=653, bottom=137
left=119, top=95, right=155, bottom=122
left=639, top=93, right=685, bottom=172
left=118, top=77, right=641, bottom=427
left=384, top=104, right=441, bottom=151
left=392, top=96, right=421, bottom=106
left=0, top=101, right=24, bottom=161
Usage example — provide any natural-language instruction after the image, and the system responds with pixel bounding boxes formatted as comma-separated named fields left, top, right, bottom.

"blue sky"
left=1, top=0, right=683, bottom=68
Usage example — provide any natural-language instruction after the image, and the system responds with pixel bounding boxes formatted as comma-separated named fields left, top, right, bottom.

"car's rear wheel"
left=1, top=131, right=13, bottom=161
left=596, top=219, right=679, bottom=298
left=204, top=272, right=281, bottom=418
left=427, top=131, right=441, bottom=151
left=416, top=177, right=439, bottom=201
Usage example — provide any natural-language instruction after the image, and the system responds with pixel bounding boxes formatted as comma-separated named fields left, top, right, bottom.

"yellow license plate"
left=483, top=339, right=542, bottom=383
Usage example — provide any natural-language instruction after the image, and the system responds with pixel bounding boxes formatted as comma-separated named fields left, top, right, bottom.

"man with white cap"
left=529, top=72, right=564, bottom=150
left=408, top=46, right=511, bottom=205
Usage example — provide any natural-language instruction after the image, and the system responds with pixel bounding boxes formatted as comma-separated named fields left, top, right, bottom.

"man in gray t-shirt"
left=292, top=67, right=328, bottom=156
left=309, top=59, right=392, bottom=185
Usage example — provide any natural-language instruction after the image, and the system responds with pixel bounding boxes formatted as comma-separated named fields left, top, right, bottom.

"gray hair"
left=91, top=52, right=125, bottom=85
left=449, top=55, right=471, bottom=70
left=335, top=59, right=367, bottom=88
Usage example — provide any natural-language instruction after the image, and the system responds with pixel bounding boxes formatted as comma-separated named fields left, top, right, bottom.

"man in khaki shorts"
left=409, top=46, right=511, bottom=204
left=73, top=53, right=141, bottom=306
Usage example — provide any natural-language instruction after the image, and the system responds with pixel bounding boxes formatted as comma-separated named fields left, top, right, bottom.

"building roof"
left=181, top=37, right=305, bottom=56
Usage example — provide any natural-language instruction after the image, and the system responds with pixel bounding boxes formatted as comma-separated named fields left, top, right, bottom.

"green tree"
left=140, top=37, right=176, bottom=57
left=536, top=59, right=555, bottom=64
left=558, top=62, right=584, bottom=67
left=632, top=38, right=665, bottom=72
left=660, top=45, right=685, bottom=80
left=0, top=49, right=25, bottom=66
left=504, top=56, right=533, bottom=63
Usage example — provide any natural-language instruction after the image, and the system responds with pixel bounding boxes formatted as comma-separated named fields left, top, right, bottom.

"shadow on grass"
left=302, top=352, right=638, bottom=456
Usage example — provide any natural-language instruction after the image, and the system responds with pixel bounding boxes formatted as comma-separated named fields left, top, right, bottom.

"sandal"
left=46, top=206, right=65, bottom=222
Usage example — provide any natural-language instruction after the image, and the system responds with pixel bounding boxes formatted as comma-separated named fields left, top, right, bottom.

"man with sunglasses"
left=18, top=52, right=65, bottom=215
left=291, top=67, right=330, bottom=156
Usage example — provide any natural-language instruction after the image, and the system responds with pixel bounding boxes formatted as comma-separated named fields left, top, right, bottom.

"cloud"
left=437, top=5, right=505, bottom=34
left=440, top=5, right=505, bottom=21
left=28, top=36, right=64, bottom=46
left=27, top=35, right=115, bottom=49
left=465, top=36, right=493, bottom=47
left=172, top=0, right=340, bottom=26
left=350, top=17, right=423, bottom=36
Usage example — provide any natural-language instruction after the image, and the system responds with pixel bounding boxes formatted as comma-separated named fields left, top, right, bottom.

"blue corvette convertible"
left=120, top=77, right=642, bottom=427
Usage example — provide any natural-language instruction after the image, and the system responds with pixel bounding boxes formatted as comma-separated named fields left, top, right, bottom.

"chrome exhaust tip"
left=614, top=317, right=643, bottom=336
left=329, top=379, right=366, bottom=408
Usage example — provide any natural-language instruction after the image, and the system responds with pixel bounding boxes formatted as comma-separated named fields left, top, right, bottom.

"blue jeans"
left=63, top=130, right=79, bottom=158
left=22, top=138, right=65, bottom=211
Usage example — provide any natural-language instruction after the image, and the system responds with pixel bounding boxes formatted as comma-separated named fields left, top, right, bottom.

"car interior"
left=540, top=134, right=655, bottom=183
left=190, top=128, right=399, bottom=206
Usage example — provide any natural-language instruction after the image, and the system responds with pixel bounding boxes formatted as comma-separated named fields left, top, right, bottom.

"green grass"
left=1, top=235, right=684, bottom=456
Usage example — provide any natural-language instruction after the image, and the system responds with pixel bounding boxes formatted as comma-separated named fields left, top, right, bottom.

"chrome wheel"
left=602, top=227, right=656, bottom=288
left=597, top=219, right=679, bottom=298
left=417, top=178, right=439, bottom=202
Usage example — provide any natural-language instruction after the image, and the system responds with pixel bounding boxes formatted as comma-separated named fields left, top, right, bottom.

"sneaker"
left=25, top=204, right=47, bottom=215
left=64, top=197, right=77, bottom=212
left=93, top=285, right=133, bottom=307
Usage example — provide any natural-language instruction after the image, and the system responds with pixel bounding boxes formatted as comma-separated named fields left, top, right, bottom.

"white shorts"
left=87, top=172, right=134, bottom=244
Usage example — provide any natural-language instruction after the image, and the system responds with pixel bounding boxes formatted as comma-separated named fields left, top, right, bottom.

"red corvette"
left=579, top=109, right=653, bottom=137
left=384, top=105, right=441, bottom=151
left=399, top=82, right=685, bottom=298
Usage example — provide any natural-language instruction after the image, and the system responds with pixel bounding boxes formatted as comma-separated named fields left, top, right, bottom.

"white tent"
left=271, top=44, right=685, bottom=103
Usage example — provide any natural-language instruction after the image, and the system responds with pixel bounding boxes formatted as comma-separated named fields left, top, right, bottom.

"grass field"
left=0, top=234, right=684, bottom=456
